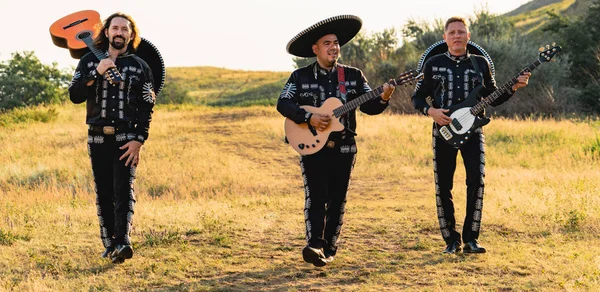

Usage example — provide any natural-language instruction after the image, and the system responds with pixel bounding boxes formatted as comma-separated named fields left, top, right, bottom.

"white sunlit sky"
left=1, top=0, right=531, bottom=72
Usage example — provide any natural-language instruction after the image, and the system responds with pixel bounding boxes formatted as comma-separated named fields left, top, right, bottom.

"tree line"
left=294, top=1, right=600, bottom=116
left=1, top=1, right=598, bottom=117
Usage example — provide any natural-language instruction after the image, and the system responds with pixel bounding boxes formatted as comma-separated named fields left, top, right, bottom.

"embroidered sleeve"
left=358, top=70, right=388, bottom=115
left=69, top=56, right=100, bottom=104
left=412, top=60, right=434, bottom=115
left=276, top=72, right=310, bottom=124
left=134, top=64, right=155, bottom=143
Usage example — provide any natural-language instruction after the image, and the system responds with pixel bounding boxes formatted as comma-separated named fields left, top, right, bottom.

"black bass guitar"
left=436, top=44, right=561, bottom=148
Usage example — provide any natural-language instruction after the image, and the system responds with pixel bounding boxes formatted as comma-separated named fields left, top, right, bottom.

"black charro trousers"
left=432, top=126, right=485, bottom=245
left=87, top=131, right=136, bottom=248
left=300, top=144, right=356, bottom=257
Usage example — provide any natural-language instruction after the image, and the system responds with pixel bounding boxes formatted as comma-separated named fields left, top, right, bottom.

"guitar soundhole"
left=77, top=31, right=92, bottom=40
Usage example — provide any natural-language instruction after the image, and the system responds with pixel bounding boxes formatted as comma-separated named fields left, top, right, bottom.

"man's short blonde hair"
left=445, top=16, right=469, bottom=31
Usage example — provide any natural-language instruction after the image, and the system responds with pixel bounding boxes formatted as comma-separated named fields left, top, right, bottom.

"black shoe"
left=302, top=246, right=327, bottom=267
left=323, top=251, right=335, bottom=263
left=111, top=244, right=134, bottom=263
left=101, top=246, right=115, bottom=258
left=463, top=240, right=487, bottom=253
left=442, top=241, right=462, bottom=254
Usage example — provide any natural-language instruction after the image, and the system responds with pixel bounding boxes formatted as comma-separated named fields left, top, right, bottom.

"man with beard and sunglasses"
left=69, top=12, right=155, bottom=263
left=277, top=15, right=395, bottom=267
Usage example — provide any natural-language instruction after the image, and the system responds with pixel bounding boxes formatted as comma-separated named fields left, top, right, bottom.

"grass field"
left=1, top=103, right=599, bottom=291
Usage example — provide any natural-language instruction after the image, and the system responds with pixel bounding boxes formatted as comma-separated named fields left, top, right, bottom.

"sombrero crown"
left=286, top=15, right=362, bottom=58
left=417, top=40, right=495, bottom=77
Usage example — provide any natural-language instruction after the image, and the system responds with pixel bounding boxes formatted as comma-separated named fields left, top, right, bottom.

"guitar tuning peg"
left=552, top=42, right=556, bottom=46
left=539, top=47, right=545, bottom=52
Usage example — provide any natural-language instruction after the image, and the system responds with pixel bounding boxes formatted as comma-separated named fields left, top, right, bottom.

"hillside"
left=163, top=66, right=289, bottom=107
left=505, top=0, right=594, bottom=33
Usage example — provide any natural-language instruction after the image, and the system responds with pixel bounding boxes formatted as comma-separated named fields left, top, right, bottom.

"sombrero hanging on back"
left=49, top=10, right=166, bottom=95
left=286, top=15, right=362, bottom=57
left=417, top=40, right=495, bottom=77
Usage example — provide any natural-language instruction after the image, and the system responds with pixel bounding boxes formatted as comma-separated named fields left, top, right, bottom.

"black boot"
left=101, top=246, right=115, bottom=259
left=111, top=244, right=134, bottom=263
left=463, top=240, right=486, bottom=253
left=442, top=241, right=462, bottom=254
left=302, top=245, right=327, bottom=267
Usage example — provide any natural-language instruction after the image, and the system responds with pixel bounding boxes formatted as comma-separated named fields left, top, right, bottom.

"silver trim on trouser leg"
left=471, top=132, right=485, bottom=232
left=329, top=153, right=356, bottom=250
left=300, top=157, right=312, bottom=243
left=124, top=165, right=136, bottom=244
left=433, top=134, right=451, bottom=239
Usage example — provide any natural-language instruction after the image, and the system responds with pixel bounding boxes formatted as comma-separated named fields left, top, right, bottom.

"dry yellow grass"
left=0, top=104, right=599, bottom=291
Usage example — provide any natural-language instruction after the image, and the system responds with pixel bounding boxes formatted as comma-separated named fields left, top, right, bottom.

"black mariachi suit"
left=277, top=62, right=389, bottom=257
left=69, top=51, right=155, bottom=249
left=412, top=52, right=513, bottom=245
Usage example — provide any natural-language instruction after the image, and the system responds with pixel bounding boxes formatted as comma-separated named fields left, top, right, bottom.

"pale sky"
left=0, top=0, right=530, bottom=72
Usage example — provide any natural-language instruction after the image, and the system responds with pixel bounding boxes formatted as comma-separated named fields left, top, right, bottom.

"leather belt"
left=88, top=124, right=133, bottom=135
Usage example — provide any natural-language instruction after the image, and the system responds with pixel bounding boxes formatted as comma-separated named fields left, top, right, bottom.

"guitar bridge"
left=439, top=126, right=453, bottom=141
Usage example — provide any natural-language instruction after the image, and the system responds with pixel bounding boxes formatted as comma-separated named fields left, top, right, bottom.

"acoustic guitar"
left=49, top=10, right=123, bottom=84
left=285, top=69, right=422, bottom=156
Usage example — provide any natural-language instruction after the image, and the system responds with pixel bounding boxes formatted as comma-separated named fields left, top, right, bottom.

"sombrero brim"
left=134, top=38, right=166, bottom=96
left=417, top=40, right=495, bottom=77
left=70, top=37, right=166, bottom=96
left=286, top=15, right=362, bottom=58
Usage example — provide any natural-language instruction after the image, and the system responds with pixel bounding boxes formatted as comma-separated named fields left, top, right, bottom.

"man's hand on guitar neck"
left=309, top=114, right=331, bottom=132
left=381, top=80, right=395, bottom=101
left=97, top=59, right=117, bottom=75
left=428, top=107, right=452, bottom=126
left=511, top=71, right=531, bottom=92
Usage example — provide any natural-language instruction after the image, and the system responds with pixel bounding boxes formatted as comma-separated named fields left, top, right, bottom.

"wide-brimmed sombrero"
left=286, top=15, right=362, bottom=57
left=416, top=40, right=495, bottom=77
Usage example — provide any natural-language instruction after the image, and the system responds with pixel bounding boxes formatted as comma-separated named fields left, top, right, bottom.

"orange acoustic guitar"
left=49, top=10, right=123, bottom=84
left=284, top=69, right=422, bottom=156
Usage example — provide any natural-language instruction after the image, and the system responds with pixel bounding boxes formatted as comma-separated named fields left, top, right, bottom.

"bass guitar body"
left=436, top=85, right=490, bottom=148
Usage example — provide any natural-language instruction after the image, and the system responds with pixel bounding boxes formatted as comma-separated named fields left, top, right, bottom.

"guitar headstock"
left=538, top=43, right=562, bottom=63
left=104, top=68, right=123, bottom=84
left=390, top=69, right=423, bottom=86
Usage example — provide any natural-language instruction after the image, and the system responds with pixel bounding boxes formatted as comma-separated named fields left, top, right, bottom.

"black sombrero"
left=286, top=15, right=362, bottom=58
left=417, top=40, right=495, bottom=77
left=132, top=38, right=166, bottom=96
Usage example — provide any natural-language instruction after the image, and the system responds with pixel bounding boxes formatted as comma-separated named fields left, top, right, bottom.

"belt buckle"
left=102, top=126, right=115, bottom=135
left=326, top=140, right=336, bottom=148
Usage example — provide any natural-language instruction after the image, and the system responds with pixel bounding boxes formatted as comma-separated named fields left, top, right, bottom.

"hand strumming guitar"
left=310, top=114, right=331, bottom=132
left=428, top=107, right=452, bottom=126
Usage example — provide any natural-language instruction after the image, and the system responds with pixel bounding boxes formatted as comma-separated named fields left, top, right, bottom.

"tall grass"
left=0, top=104, right=599, bottom=290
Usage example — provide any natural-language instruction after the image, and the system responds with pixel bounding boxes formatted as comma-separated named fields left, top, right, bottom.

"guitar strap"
left=469, top=55, right=482, bottom=84
left=337, top=64, right=347, bottom=100
left=469, top=55, right=485, bottom=116
left=335, top=64, right=349, bottom=141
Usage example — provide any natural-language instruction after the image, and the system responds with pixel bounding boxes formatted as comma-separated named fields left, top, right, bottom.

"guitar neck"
left=470, top=59, right=542, bottom=115
left=332, top=86, right=384, bottom=118
left=80, top=36, right=107, bottom=61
